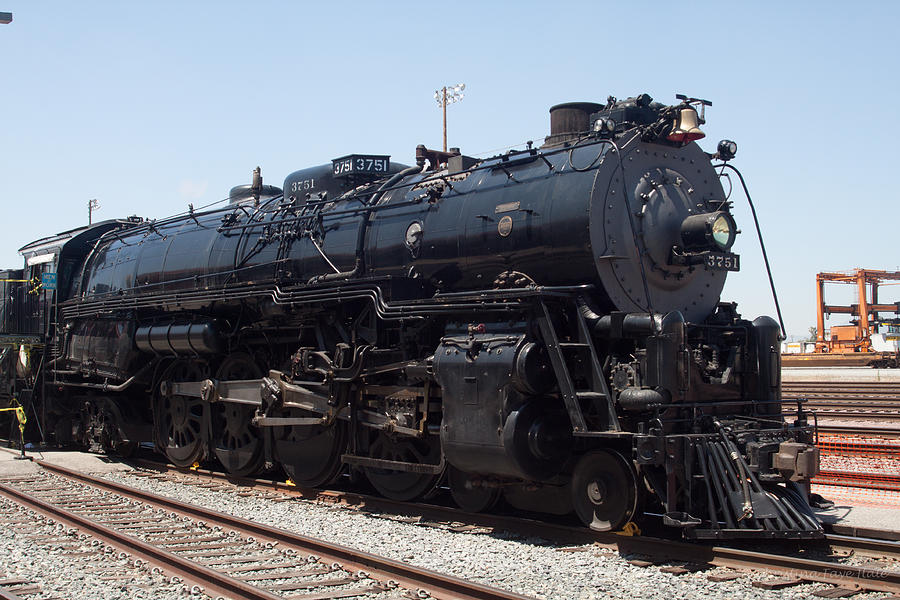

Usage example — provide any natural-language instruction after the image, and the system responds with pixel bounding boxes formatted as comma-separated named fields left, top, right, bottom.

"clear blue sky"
left=1, top=1, right=897, bottom=339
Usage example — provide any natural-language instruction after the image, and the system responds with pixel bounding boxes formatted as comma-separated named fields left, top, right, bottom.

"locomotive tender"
left=0, top=94, right=822, bottom=538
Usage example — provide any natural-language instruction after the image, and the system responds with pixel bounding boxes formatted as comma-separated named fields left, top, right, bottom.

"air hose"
left=0, top=401, right=27, bottom=457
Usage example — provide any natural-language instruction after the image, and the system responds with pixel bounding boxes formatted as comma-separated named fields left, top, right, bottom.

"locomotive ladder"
left=537, top=300, right=621, bottom=434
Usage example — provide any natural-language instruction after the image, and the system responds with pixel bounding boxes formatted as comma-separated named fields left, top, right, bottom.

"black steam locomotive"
left=0, top=94, right=822, bottom=539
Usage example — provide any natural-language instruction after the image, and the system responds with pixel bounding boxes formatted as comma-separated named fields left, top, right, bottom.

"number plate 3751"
left=706, top=252, right=740, bottom=271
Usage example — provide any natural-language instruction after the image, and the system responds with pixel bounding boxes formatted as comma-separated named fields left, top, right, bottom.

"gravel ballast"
left=92, top=469, right=895, bottom=600
left=0, top=495, right=202, bottom=600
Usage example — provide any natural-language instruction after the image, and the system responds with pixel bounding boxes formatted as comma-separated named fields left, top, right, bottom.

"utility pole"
left=88, top=199, right=100, bottom=224
left=434, top=83, right=465, bottom=152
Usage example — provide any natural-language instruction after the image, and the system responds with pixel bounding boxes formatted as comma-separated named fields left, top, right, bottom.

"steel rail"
left=683, top=543, right=900, bottom=593
left=33, top=460, right=535, bottom=600
left=0, top=587, right=26, bottom=600
left=788, top=398, right=900, bottom=405
left=788, top=399, right=900, bottom=406
left=829, top=527, right=900, bottom=544
left=798, top=407, right=900, bottom=413
left=822, top=533, right=900, bottom=557
left=813, top=470, right=900, bottom=491
left=784, top=382, right=900, bottom=388
left=784, top=385, right=900, bottom=399
left=801, top=410, right=900, bottom=418
left=121, top=458, right=900, bottom=594
left=786, top=390, right=900, bottom=396
left=816, top=424, right=900, bottom=439
left=0, top=479, right=285, bottom=600
left=130, top=456, right=900, bottom=546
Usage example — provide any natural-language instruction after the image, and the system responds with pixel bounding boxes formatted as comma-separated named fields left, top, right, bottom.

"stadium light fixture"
left=434, top=83, right=465, bottom=152
left=88, top=198, right=100, bottom=224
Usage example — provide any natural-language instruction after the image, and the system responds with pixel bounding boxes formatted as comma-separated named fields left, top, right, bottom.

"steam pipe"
left=53, top=363, right=154, bottom=392
left=309, top=164, right=422, bottom=284
left=577, top=298, right=661, bottom=338
left=55, top=377, right=139, bottom=392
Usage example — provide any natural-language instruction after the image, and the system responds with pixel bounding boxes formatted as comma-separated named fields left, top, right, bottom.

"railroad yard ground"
left=1, top=444, right=900, bottom=599
left=0, top=366, right=897, bottom=599
left=3, top=448, right=898, bottom=536
left=816, top=502, right=900, bottom=534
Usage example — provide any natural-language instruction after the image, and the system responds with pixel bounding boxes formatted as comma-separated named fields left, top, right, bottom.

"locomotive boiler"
left=0, top=94, right=822, bottom=539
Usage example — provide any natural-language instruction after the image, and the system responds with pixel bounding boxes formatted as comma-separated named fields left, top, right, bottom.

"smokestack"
left=543, top=102, right=603, bottom=148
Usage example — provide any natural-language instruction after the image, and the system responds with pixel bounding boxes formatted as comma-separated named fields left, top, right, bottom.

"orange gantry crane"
left=815, top=269, right=900, bottom=353
left=782, top=268, right=900, bottom=367
left=785, top=269, right=900, bottom=367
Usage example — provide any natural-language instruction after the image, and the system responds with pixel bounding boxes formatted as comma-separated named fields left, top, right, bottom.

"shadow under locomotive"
left=1, top=94, right=822, bottom=540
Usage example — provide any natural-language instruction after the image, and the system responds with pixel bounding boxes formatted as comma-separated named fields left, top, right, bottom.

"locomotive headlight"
left=680, top=211, right=737, bottom=251
left=716, top=139, right=738, bottom=161
left=593, top=117, right=616, bottom=135
left=710, top=214, right=734, bottom=249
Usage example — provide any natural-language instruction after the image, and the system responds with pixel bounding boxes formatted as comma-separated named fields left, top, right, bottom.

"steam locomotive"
left=0, top=94, right=822, bottom=539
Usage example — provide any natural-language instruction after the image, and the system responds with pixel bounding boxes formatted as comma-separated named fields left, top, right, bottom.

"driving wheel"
left=211, top=353, right=265, bottom=476
left=363, top=433, right=442, bottom=501
left=154, top=360, right=209, bottom=467
left=274, top=415, right=348, bottom=487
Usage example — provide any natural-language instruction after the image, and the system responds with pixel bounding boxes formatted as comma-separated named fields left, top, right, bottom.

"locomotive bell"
left=667, top=107, right=705, bottom=143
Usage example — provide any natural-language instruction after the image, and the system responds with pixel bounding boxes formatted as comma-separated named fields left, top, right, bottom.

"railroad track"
left=814, top=469, right=900, bottom=491
left=99, top=458, right=900, bottom=596
left=0, top=461, right=533, bottom=600
left=816, top=423, right=900, bottom=439
left=811, top=434, right=900, bottom=494
left=0, top=492, right=187, bottom=599
left=783, top=382, right=900, bottom=407
left=782, top=381, right=900, bottom=439
left=807, top=409, right=900, bottom=420
left=784, top=381, right=900, bottom=397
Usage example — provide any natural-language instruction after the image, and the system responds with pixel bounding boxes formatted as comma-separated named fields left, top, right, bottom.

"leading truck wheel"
left=571, top=450, right=639, bottom=531
left=448, top=466, right=501, bottom=513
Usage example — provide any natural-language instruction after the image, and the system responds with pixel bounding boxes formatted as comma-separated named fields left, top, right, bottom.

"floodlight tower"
left=434, top=83, right=465, bottom=152
left=88, top=198, right=100, bottom=224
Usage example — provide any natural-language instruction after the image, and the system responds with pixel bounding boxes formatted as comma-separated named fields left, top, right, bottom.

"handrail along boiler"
left=0, top=94, right=821, bottom=539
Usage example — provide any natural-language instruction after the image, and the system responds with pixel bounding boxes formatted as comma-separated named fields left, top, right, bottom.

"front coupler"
left=635, top=422, right=823, bottom=539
